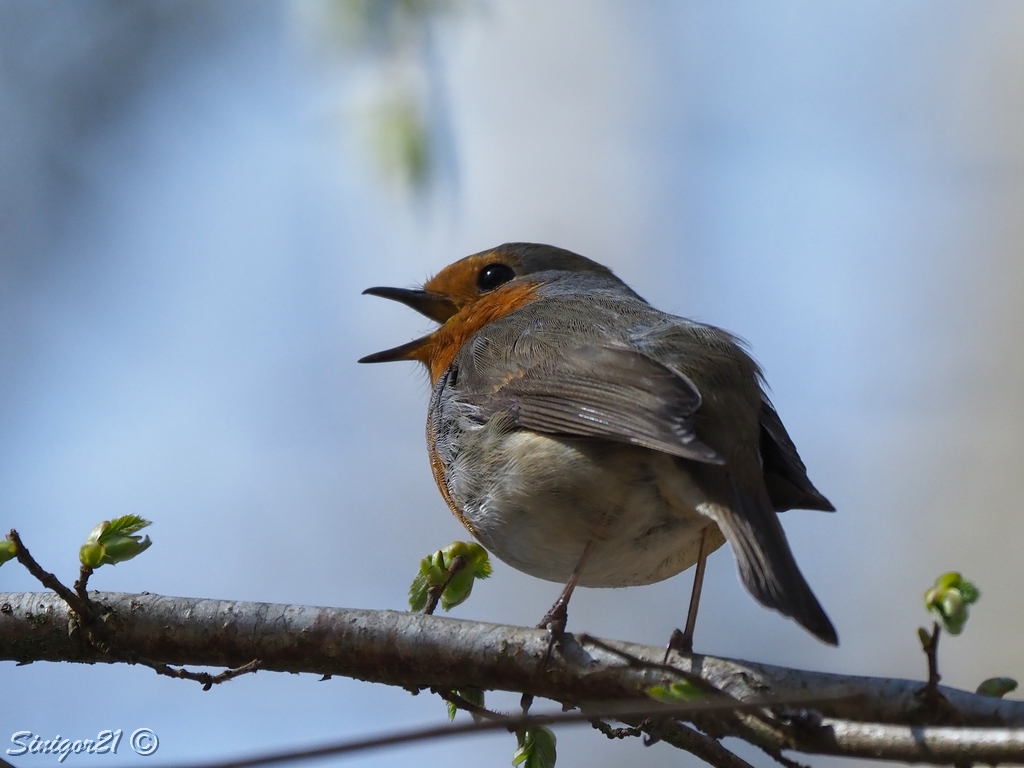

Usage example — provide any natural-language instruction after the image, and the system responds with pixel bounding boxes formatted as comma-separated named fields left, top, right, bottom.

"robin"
left=360, top=242, right=838, bottom=650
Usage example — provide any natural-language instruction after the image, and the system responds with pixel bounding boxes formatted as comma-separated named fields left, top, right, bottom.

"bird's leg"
left=682, top=527, right=711, bottom=644
left=538, top=538, right=597, bottom=657
left=664, top=526, right=710, bottom=661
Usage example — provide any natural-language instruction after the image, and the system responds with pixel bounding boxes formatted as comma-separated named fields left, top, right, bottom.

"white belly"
left=444, top=428, right=726, bottom=587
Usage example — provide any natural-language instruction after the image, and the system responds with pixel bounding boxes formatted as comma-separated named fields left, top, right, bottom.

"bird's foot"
left=662, top=627, right=693, bottom=664
left=537, top=599, right=570, bottom=665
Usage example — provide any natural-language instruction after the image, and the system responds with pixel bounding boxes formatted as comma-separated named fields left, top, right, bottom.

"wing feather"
left=759, top=397, right=835, bottom=512
left=470, top=345, right=723, bottom=464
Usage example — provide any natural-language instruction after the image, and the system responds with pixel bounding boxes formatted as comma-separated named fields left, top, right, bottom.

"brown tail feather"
left=714, top=480, right=838, bottom=645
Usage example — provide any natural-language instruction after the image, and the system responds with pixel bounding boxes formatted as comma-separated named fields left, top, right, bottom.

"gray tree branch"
left=1, top=590, right=1022, bottom=765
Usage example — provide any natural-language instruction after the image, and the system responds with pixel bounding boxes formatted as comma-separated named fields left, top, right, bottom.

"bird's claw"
left=663, top=627, right=693, bottom=664
left=538, top=600, right=570, bottom=665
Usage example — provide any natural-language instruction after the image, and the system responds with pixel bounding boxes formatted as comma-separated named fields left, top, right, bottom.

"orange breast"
left=425, top=417, right=475, bottom=533
left=416, top=281, right=540, bottom=384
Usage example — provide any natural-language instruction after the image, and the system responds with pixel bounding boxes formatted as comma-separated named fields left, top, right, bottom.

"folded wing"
left=469, top=345, right=723, bottom=464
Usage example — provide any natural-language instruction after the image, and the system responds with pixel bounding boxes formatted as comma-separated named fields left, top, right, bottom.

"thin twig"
left=758, top=744, right=810, bottom=768
left=578, top=633, right=732, bottom=698
left=8, top=533, right=258, bottom=693
left=916, top=621, right=959, bottom=723
left=432, top=688, right=507, bottom=722
left=521, top=692, right=535, bottom=715
left=423, top=555, right=467, bottom=616
left=136, top=658, right=262, bottom=691
left=579, top=631, right=810, bottom=754
left=923, top=622, right=942, bottom=694
left=590, top=719, right=643, bottom=739
left=642, top=720, right=757, bottom=768
left=8, top=529, right=94, bottom=621
left=436, top=678, right=764, bottom=768
left=134, top=696, right=838, bottom=768
left=74, top=565, right=94, bottom=605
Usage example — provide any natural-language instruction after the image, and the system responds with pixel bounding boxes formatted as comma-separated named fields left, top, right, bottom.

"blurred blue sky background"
left=2, top=2, right=1024, bottom=767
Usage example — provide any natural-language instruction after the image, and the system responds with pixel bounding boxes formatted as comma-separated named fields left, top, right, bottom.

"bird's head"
left=359, top=243, right=618, bottom=381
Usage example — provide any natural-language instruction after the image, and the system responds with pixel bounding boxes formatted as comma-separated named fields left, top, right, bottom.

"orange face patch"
left=423, top=252, right=511, bottom=310
left=410, top=280, right=540, bottom=383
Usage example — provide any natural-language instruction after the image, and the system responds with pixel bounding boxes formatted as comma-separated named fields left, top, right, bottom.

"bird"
left=359, top=242, right=838, bottom=650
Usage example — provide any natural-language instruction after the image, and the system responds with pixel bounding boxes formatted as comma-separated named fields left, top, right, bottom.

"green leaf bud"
left=409, top=541, right=492, bottom=613
left=977, top=677, right=1018, bottom=698
left=917, top=626, right=932, bottom=648
left=646, top=680, right=704, bottom=703
left=0, top=536, right=16, bottom=567
left=924, top=572, right=980, bottom=635
left=98, top=534, right=152, bottom=565
left=79, top=542, right=105, bottom=568
left=513, top=727, right=556, bottom=768
left=79, top=517, right=153, bottom=568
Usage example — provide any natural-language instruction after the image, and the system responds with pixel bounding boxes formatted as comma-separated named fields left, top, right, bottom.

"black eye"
left=477, top=263, right=516, bottom=292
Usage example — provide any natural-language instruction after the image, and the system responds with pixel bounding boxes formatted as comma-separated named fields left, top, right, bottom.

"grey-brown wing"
left=759, top=397, right=835, bottom=512
left=468, top=345, right=723, bottom=464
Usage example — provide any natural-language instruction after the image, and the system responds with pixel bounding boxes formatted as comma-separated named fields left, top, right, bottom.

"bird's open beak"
left=359, top=286, right=454, bottom=364
left=358, top=333, right=434, bottom=364
left=361, top=286, right=457, bottom=324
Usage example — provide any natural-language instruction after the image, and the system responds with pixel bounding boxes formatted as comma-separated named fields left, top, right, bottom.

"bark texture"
left=2, top=590, right=1022, bottom=764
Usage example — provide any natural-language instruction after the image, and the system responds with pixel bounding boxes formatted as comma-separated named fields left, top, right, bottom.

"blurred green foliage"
left=308, top=0, right=469, bottom=192
left=513, top=726, right=557, bottom=768
left=646, top=679, right=704, bottom=704
left=0, top=535, right=16, bottom=567
left=977, top=677, right=1018, bottom=698
left=923, top=571, right=979, bottom=636
left=325, top=0, right=463, bottom=52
